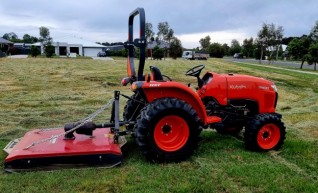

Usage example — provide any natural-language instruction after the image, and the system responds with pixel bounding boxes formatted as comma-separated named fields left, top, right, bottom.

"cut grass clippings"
left=0, top=57, right=317, bottom=193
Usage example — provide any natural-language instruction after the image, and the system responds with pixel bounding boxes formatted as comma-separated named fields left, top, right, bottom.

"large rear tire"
left=244, top=114, right=286, bottom=151
left=135, top=98, right=202, bottom=162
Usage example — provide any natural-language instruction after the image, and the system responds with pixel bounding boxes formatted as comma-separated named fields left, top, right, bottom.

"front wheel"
left=244, top=114, right=286, bottom=151
left=134, top=98, right=202, bottom=163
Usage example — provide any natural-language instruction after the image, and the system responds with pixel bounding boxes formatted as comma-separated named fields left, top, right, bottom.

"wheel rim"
left=257, top=123, right=281, bottom=150
left=154, top=115, right=189, bottom=152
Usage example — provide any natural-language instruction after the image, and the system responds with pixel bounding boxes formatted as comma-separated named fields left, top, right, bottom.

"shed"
left=33, top=36, right=106, bottom=57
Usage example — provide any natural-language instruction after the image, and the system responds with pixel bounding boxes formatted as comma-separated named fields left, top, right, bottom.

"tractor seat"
left=150, top=66, right=163, bottom=81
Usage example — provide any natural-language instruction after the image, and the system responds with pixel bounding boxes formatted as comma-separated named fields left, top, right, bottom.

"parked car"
left=97, top=51, right=107, bottom=57
left=233, top=53, right=243, bottom=59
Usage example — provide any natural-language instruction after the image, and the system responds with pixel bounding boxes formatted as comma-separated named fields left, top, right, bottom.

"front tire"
left=244, top=114, right=286, bottom=151
left=135, top=98, right=202, bottom=163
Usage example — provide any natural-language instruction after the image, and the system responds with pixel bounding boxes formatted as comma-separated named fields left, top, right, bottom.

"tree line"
left=2, top=32, right=38, bottom=44
left=2, top=27, right=55, bottom=57
left=3, top=19, right=317, bottom=67
left=97, top=21, right=183, bottom=60
left=198, top=20, right=318, bottom=70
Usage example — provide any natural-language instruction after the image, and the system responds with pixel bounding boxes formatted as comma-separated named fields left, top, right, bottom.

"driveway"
left=228, top=59, right=318, bottom=76
left=225, top=58, right=316, bottom=70
left=92, top=57, right=114, bottom=61
left=7, top=55, right=28, bottom=59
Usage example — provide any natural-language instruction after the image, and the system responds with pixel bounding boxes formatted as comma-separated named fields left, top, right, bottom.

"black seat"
left=150, top=66, right=163, bottom=81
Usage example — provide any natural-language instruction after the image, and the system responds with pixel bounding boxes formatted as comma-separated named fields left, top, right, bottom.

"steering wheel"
left=185, top=64, right=205, bottom=77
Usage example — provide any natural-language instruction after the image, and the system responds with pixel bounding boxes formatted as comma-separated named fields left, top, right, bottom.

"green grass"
left=0, top=57, right=317, bottom=193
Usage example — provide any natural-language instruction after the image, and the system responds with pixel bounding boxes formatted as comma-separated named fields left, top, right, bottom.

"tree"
left=306, top=43, right=318, bottom=70
left=3, top=32, right=18, bottom=41
left=273, top=25, right=284, bottom=60
left=267, top=24, right=284, bottom=61
left=208, top=43, right=225, bottom=58
left=222, top=43, right=230, bottom=56
left=309, top=20, right=318, bottom=42
left=157, top=22, right=172, bottom=42
left=156, top=22, right=174, bottom=58
left=45, top=42, right=55, bottom=57
left=157, top=22, right=169, bottom=41
left=199, top=35, right=211, bottom=51
left=102, top=42, right=110, bottom=46
left=169, top=37, right=183, bottom=59
left=242, top=38, right=254, bottom=58
left=145, top=22, right=155, bottom=42
left=39, top=26, right=54, bottom=57
left=152, top=46, right=164, bottom=60
left=166, top=29, right=174, bottom=43
left=282, top=36, right=296, bottom=45
left=30, top=45, right=40, bottom=57
left=229, top=39, right=241, bottom=56
left=256, top=23, right=270, bottom=63
left=256, top=23, right=284, bottom=63
left=288, top=36, right=311, bottom=69
left=23, top=34, right=38, bottom=43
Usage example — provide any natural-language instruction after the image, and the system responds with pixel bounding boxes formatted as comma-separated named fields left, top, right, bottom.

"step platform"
left=4, top=128, right=125, bottom=172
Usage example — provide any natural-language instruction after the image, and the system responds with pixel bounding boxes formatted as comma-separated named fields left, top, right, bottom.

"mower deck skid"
left=4, top=128, right=124, bottom=172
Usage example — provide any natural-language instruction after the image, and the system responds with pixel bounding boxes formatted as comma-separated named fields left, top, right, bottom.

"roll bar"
left=124, top=7, right=146, bottom=82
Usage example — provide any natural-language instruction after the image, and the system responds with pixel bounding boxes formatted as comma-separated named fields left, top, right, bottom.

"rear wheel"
left=135, top=98, right=202, bottom=162
left=244, top=114, right=286, bottom=151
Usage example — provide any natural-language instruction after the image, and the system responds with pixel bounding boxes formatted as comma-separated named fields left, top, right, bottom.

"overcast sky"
left=1, top=0, right=317, bottom=48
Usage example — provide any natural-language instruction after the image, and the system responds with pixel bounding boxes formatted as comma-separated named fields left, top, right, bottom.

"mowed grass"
left=0, top=57, right=317, bottom=193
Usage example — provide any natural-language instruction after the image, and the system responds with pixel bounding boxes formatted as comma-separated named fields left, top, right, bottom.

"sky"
left=0, top=0, right=317, bottom=48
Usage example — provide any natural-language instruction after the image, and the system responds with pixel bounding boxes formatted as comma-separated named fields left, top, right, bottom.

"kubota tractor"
left=121, top=8, right=286, bottom=162
left=3, top=7, right=286, bottom=171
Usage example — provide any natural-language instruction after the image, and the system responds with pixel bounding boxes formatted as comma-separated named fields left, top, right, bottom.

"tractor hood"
left=199, top=72, right=278, bottom=113
left=225, top=73, right=275, bottom=92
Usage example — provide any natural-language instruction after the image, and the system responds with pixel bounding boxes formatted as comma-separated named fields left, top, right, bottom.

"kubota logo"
left=259, top=86, right=269, bottom=90
left=229, top=85, right=247, bottom=89
left=150, top=84, right=161, bottom=87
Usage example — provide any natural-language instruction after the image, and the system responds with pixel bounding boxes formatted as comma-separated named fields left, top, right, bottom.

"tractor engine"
left=198, top=72, right=278, bottom=132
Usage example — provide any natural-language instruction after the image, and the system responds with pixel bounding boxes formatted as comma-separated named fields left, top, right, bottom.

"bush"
left=30, top=46, right=40, bottom=57
left=106, top=49, right=127, bottom=57
left=44, top=43, right=55, bottom=58
left=208, top=43, right=225, bottom=58
left=169, top=37, right=183, bottom=59
left=152, top=46, right=164, bottom=60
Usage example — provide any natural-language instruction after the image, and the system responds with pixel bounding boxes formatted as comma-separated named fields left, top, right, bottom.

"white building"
left=33, top=36, right=106, bottom=57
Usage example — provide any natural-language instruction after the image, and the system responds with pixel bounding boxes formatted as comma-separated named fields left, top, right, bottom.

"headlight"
left=271, top=84, right=278, bottom=92
left=131, top=82, right=138, bottom=91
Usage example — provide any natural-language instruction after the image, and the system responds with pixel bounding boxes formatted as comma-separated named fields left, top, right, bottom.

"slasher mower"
left=3, top=8, right=286, bottom=172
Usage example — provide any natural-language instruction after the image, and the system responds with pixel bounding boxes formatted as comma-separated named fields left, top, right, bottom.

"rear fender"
left=133, top=81, right=208, bottom=124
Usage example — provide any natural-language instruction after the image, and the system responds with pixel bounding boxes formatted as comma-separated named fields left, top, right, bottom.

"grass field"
left=0, top=57, right=317, bottom=193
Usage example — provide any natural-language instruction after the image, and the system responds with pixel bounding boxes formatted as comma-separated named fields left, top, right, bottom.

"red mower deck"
left=4, top=128, right=124, bottom=172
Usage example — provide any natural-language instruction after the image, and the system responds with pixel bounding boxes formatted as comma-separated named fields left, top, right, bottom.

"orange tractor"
left=4, top=8, right=285, bottom=171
